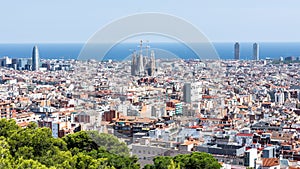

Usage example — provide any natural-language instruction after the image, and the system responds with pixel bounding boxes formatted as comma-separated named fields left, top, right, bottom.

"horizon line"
left=1, top=41, right=300, bottom=44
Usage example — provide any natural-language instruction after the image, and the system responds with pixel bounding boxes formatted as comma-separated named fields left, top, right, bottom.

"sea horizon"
left=0, top=42, right=300, bottom=61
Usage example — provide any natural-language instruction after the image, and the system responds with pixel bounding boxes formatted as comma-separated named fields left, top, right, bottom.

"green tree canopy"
left=147, top=152, right=221, bottom=169
left=0, top=119, right=139, bottom=169
left=63, top=131, right=129, bottom=156
left=0, top=119, right=221, bottom=169
left=0, top=119, right=20, bottom=137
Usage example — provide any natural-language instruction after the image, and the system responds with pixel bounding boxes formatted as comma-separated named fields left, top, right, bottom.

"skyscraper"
left=253, top=43, right=259, bottom=61
left=234, top=42, right=240, bottom=60
left=32, top=45, right=39, bottom=71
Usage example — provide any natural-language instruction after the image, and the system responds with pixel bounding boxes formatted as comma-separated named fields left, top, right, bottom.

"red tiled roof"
left=202, top=95, right=217, bottom=99
left=189, top=125, right=201, bottom=129
left=236, top=133, right=253, bottom=137
left=262, top=158, right=280, bottom=167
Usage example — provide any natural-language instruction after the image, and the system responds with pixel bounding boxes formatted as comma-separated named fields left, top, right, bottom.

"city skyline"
left=1, top=1, right=300, bottom=169
left=1, top=0, right=300, bottom=43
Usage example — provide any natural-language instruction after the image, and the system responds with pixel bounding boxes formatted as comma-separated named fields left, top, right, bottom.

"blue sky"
left=1, top=0, right=300, bottom=43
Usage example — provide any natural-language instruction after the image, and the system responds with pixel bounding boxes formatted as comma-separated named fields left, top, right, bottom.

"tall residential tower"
left=32, top=45, right=39, bottom=71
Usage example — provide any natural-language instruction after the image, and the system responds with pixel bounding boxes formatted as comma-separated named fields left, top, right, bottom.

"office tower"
left=25, top=58, right=32, bottom=70
left=183, top=83, right=191, bottom=103
left=234, top=42, right=240, bottom=60
left=253, top=43, right=259, bottom=61
left=0, top=56, right=12, bottom=67
left=32, top=45, right=39, bottom=71
left=17, top=58, right=28, bottom=70
left=11, top=59, right=18, bottom=70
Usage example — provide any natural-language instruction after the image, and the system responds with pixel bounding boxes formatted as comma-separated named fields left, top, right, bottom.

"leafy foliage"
left=0, top=119, right=138, bottom=169
left=0, top=118, right=220, bottom=169
left=62, top=130, right=130, bottom=156
left=146, top=152, right=221, bottom=169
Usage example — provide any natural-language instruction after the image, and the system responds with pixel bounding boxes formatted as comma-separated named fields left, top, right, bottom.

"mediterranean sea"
left=0, top=42, right=299, bottom=61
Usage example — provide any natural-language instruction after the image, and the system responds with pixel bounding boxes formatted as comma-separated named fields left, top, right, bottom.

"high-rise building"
left=253, top=43, right=259, bottom=61
left=183, top=83, right=191, bottom=103
left=17, top=58, right=29, bottom=70
left=32, top=45, right=39, bottom=71
left=0, top=56, right=12, bottom=67
left=234, top=42, right=240, bottom=60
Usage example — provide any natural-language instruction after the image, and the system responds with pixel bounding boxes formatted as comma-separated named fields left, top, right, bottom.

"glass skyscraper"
left=253, top=43, right=259, bottom=61
left=32, top=45, right=39, bottom=71
left=234, top=42, right=240, bottom=60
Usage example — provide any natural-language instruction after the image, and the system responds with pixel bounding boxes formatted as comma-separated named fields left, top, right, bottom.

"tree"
left=152, top=156, right=173, bottom=169
left=63, top=131, right=129, bottom=156
left=147, top=152, right=221, bottom=169
left=8, top=125, right=55, bottom=158
left=167, top=160, right=180, bottom=169
left=14, top=158, right=48, bottom=169
left=174, top=152, right=221, bottom=169
left=62, top=131, right=98, bottom=152
left=88, top=131, right=130, bottom=156
left=0, top=119, right=20, bottom=138
left=8, top=123, right=67, bottom=167
left=87, top=148, right=140, bottom=169
left=0, top=118, right=140, bottom=169
left=0, top=137, right=13, bottom=169
left=15, top=146, right=34, bottom=160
